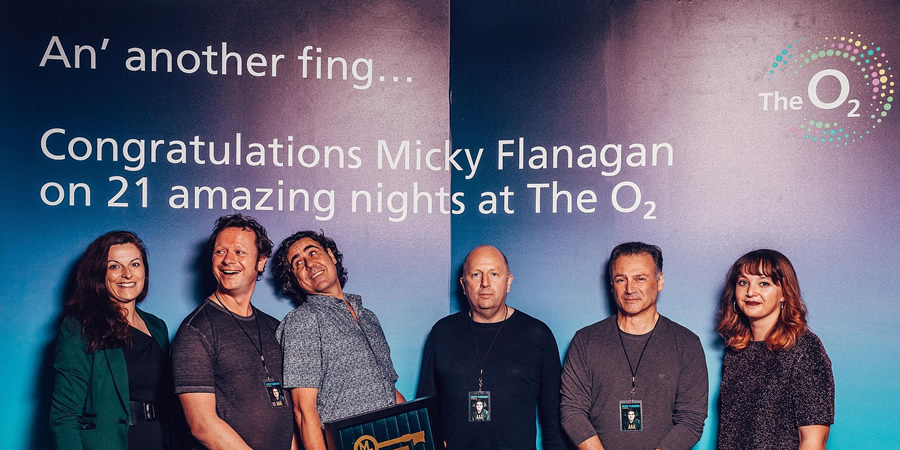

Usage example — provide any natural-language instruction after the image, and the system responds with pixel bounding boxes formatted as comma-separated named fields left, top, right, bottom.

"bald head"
left=463, top=245, right=510, bottom=274
left=460, top=245, right=514, bottom=322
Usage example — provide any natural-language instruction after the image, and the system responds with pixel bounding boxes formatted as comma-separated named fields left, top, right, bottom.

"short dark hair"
left=208, top=214, right=273, bottom=277
left=272, top=230, right=348, bottom=304
left=608, top=242, right=663, bottom=282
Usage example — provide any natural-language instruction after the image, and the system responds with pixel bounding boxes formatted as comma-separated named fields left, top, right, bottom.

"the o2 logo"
left=760, top=33, right=893, bottom=146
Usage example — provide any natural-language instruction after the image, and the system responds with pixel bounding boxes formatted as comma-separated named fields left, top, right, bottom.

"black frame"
left=323, top=396, right=442, bottom=450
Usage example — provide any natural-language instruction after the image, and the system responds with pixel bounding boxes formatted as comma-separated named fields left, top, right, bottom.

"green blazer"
left=50, top=309, right=169, bottom=450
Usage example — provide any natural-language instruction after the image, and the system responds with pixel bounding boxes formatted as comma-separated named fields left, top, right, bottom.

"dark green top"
left=50, top=309, right=169, bottom=450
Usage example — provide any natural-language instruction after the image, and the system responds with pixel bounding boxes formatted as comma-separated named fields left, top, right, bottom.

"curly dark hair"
left=208, top=214, right=273, bottom=278
left=273, top=230, right=348, bottom=304
left=65, top=230, right=149, bottom=352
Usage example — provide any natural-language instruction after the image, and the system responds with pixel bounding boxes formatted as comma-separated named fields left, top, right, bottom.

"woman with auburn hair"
left=50, top=231, right=176, bottom=449
left=716, top=249, right=834, bottom=450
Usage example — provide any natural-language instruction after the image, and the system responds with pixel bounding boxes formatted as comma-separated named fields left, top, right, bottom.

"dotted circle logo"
left=764, top=33, right=893, bottom=146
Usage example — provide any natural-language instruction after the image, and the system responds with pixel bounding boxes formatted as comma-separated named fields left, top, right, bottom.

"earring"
left=780, top=300, right=784, bottom=310
left=733, top=300, right=739, bottom=314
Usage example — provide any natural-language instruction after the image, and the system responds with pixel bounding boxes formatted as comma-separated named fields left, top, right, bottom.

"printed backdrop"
left=2, top=1, right=897, bottom=448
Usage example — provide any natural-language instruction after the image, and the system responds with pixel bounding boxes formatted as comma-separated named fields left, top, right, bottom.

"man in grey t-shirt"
left=560, top=242, right=708, bottom=450
left=172, top=214, right=294, bottom=449
left=272, top=230, right=403, bottom=450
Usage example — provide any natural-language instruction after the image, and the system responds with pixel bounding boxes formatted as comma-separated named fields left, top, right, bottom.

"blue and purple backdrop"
left=2, top=0, right=898, bottom=448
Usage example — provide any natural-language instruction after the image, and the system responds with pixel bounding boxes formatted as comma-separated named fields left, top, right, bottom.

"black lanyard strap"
left=468, top=305, right=509, bottom=391
left=616, top=315, right=659, bottom=400
left=214, top=292, right=269, bottom=378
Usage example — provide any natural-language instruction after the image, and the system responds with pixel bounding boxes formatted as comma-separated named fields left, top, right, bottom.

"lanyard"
left=616, top=315, right=658, bottom=400
left=214, top=292, right=270, bottom=378
left=468, top=305, right=509, bottom=391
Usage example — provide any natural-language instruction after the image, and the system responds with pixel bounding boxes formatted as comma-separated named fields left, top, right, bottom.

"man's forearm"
left=190, top=418, right=252, bottom=450
left=180, top=393, right=252, bottom=450
left=298, top=409, right=326, bottom=450
left=577, top=435, right=605, bottom=450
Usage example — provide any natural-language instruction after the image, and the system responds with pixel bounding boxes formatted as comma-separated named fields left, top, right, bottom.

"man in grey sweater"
left=560, top=242, right=708, bottom=450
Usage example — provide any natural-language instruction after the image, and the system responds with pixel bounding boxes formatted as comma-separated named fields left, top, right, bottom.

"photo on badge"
left=619, top=400, right=642, bottom=431
left=266, top=380, right=285, bottom=407
left=468, top=391, right=491, bottom=422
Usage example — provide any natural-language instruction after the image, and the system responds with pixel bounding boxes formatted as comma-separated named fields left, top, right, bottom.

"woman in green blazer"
left=50, top=231, right=175, bottom=450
